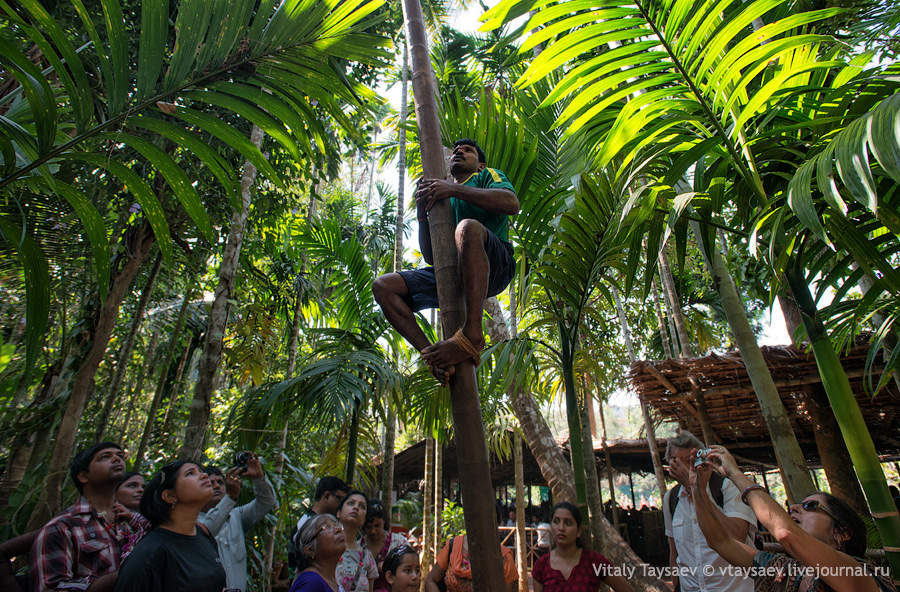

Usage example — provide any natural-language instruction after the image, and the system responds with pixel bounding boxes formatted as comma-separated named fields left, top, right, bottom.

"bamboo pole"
left=401, top=1, right=505, bottom=588
left=514, top=433, right=528, bottom=592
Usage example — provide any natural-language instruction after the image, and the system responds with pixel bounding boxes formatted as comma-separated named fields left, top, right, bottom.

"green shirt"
left=451, top=167, right=515, bottom=243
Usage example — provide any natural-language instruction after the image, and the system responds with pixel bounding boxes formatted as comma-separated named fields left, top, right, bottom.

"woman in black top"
left=114, top=460, right=226, bottom=592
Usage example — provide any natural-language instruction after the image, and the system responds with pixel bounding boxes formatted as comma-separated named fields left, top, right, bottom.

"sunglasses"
left=798, top=499, right=841, bottom=525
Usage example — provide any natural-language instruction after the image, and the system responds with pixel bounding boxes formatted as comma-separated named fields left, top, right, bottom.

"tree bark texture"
left=691, top=220, right=814, bottom=502
left=180, top=124, right=264, bottom=461
left=401, top=2, right=505, bottom=589
left=28, top=223, right=155, bottom=528
left=94, top=252, right=162, bottom=442
left=134, top=293, right=191, bottom=468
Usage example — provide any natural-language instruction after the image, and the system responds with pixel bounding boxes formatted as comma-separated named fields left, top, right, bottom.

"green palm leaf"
left=787, top=91, right=900, bottom=237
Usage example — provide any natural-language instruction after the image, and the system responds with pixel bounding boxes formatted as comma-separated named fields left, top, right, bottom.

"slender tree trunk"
left=181, top=125, right=264, bottom=461
left=381, top=53, right=407, bottom=526
left=433, top=441, right=442, bottom=551
left=779, top=290, right=869, bottom=516
left=118, top=327, right=162, bottom=447
left=513, top=433, right=528, bottom=592
left=345, top=399, right=361, bottom=484
left=263, top=295, right=303, bottom=592
left=786, top=269, right=900, bottom=576
left=402, top=3, right=504, bottom=588
left=579, top=379, right=603, bottom=549
left=421, top=437, right=435, bottom=592
left=612, top=286, right=667, bottom=502
left=561, top=329, right=590, bottom=527
left=95, top=252, right=162, bottom=441
left=133, top=293, right=191, bottom=468
left=691, top=220, right=814, bottom=502
left=598, top=397, right=621, bottom=535
left=651, top=279, right=674, bottom=359
left=159, top=336, right=194, bottom=446
left=28, top=223, right=154, bottom=528
left=658, top=250, right=692, bottom=357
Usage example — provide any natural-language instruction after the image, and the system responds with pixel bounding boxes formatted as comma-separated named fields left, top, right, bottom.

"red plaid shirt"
left=30, top=498, right=149, bottom=591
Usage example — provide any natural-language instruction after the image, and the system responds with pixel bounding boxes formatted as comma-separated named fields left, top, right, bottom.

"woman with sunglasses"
left=692, top=445, right=896, bottom=592
left=291, top=513, right=347, bottom=592
left=364, top=502, right=408, bottom=592
left=114, top=461, right=225, bottom=592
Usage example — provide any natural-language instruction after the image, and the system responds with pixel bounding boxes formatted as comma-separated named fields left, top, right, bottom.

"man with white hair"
left=663, top=431, right=756, bottom=592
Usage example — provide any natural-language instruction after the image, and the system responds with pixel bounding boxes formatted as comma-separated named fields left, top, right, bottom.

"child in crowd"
left=382, top=545, right=420, bottom=592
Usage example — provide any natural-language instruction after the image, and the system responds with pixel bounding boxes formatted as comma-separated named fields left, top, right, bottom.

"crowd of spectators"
left=1, top=432, right=896, bottom=592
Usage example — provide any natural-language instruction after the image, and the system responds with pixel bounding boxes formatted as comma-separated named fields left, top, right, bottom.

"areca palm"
left=0, top=0, right=388, bottom=371
left=482, top=0, right=900, bottom=570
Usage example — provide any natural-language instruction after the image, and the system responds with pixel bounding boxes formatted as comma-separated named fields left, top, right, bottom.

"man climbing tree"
left=373, top=139, right=519, bottom=382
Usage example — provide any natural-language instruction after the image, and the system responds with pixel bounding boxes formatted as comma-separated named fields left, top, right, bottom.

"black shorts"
left=398, top=230, right=515, bottom=313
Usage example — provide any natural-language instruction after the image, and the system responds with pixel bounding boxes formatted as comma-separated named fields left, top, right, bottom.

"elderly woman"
left=291, top=513, right=348, bottom=592
left=692, top=445, right=896, bottom=592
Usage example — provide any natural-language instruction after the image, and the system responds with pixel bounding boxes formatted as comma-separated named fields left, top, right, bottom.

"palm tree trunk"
left=579, top=379, right=603, bottom=549
left=513, top=433, right=528, bottom=592
left=560, top=327, right=590, bottom=524
left=181, top=124, right=264, bottom=461
left=345, top=398, right=361, bottom=484
left=611, top=285, right=667, bottom=502
left=433, top=440, right=442, bottom=551
left=778, top=289, right=869, bottom=517
left=421, top=436, right=435, bottom=592
left=381, top=38, right=408, bottom=533
left=159, top=336, right=195, bottom=446
left=658, top=250, right=693, bottom=357
left=691, top=220, right=814, bottom=502
left=651, top=279, right=674, bottom=359
left=262, top=294, right=303, bottom=592
left=598, top=396, right=621, bottom=535
left=94, top=252, right=162, bottom=442
left=28, top=223, right=155, bottom=529
left=785, top=268, right=900, bottom=576
left=401, top=2, right=505, bottom=589
left=134, top=293, right=191, bottom=468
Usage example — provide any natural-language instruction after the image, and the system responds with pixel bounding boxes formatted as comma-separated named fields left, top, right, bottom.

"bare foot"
left=422, top=329, right=484, bottom=370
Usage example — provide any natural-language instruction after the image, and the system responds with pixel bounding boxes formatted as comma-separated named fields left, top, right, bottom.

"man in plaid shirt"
left=31, top=442, right=149, bottom=592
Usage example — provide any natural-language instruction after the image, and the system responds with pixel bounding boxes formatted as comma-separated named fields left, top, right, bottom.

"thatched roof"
left=629, top=340, right=900, bottom=467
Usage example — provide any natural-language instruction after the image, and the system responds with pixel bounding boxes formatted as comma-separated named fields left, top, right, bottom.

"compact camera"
left=233, top=451, right=252, bottom=472
left=694, top=448, right=712, bottom=467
